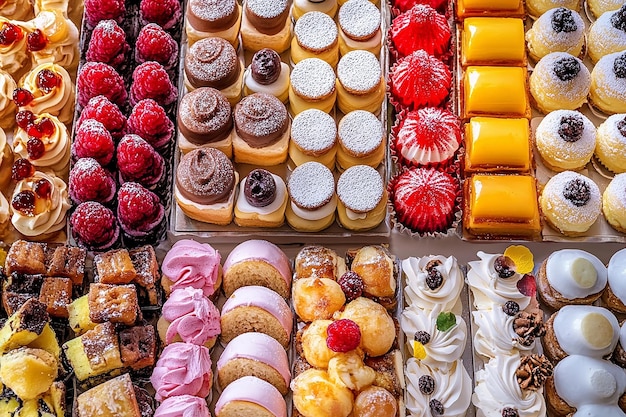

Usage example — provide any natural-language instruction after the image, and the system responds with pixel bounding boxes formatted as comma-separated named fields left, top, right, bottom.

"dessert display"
left=185, top=0, right=242, bottom=47
left=525, top=7, right=586, bottom=62
left=461, top=17, right=526, bottom=66
left=289, top=57, right=337, bottom=115
left=337, top=110, right=385, bottom=170
left=587, top=5, right=626, bottom=63
left=337, top=0, right=382, bottom=56
left=234, top=168, right=288, bottom=228
left=336, top=164, right=387, bottom=231
left=589, top=51, right=626, bottom=115
left=288, top=108, right=338, bottom=169
left=389, top=4, right=451, bottom=58
left=291, top=11, right=340, bottom=68
left=240, top=0, right=292, bottom=54
left=595, top=113, right=626, bottom=174
left=603, top=173, right=626, bottom=233
left=242, top=48, right=290, bottom=103
left=336, top=50, right=385, bottom=115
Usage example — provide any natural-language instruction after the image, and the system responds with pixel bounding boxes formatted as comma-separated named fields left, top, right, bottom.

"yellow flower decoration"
left=413, top=341, right=427, bottom=360
left=504, top=245, right=534, bottom=275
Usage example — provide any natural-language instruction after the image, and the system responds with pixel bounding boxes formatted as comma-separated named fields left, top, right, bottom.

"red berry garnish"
left=140, top=0, right=181, bottom=30
left=13, top=88, right=34, bottom=106
left=27, top=138, right=45, bottom=160
left=0, top=22, right=24, bottom=46
left=37, top=117, right=55, bottom=137
left=70, top=201, right=120, bottom=249
left=337, top=271, right=364, bottom=302
left=33, top=178, right=52, bottom=199
left=77, top=61, right=127, bottom=108
left=135, top=23, right=178, bottom=68
left=84, top=0, right=126, bottom=27
left=326, top=319, right=362, bottom=353
left=117, top=182, right=164, bottom=232
left=15, top=110, right=35, bottom=129
left=72, top=119, right=115, bottom=166
left=11, top=158, right=35, bottom=181
left=77, top=95, right=127, bottom=140
left=11, top=190, right=36, bottom=215
left=69, top=157, right=116, bottom=204
left=126, top=98, right=173, bottom=149
left=27, top=29, right=47, bottom=52
left=117, top=134, right=164, bottom=186
left=86, top=20, right=129, bottom=69
left=517, top=274, right=537, bottom=298
left=36, top=68, right=60, bottom=93
left=130, top=61, right=177, bottom=107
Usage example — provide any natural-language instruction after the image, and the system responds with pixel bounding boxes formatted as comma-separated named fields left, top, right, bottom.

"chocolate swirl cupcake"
left=176, top=147, right=236, bottom=205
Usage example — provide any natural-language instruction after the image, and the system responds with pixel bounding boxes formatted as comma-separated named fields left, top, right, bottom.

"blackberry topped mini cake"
left=526, top=7, right=586, bottom=62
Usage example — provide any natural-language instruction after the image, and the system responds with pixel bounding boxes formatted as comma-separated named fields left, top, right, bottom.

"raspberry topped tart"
left=126, top=98, right=175, bottom=153
left=76, top=95, right=127, bottom=140
left=116, top=134, right=166, bottom=195
left=71, top=119, right=115, bottom=167
left=85, top=20, right=130, bottom=71
left=77, top=61, right=127, bottom=108
left=83, top=0, right=125, bottom=27
left=129, top=61, right=178, bottom=107
left=117, top=181, right=166, bottom=246
left=392, top=107, right=461, bottom=167
left=140, top=0, right=182, bottom=30
left=135, top=23, right=179, bottom=70
left=389, top=4, right=451, bottom=58
left=70, top=200, right=120, bottom=250
left=69, top=157, right=116, bottom=205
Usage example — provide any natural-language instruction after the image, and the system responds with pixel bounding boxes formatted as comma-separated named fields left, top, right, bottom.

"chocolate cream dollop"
left=251, top=48, right=282, bottom=85
left=234, top=93, right=288, bottom=147
left=176, top=147, right=236, bottom=205
left=244, top=168, right=277, bottom=207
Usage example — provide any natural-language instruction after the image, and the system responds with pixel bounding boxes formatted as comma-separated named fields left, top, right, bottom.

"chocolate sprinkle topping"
left=558, top=114, right=584, bottom=142
left=503, top=300, right=520, bottom=316
left=414, top=330, right=431, bottom=345
left=429, top=399, right=444, bottom=415
left=610, top=5, right=626, bottom=32
left=419, top=375, right=435, bottom=395
left=614, top=52, right=626, bottom=78
left=502, top=407, right=519, bottom=417
left=244, top=168, right=276, bottom=207
left=563, top=178, right=591, bottom=206
left=551, top=8, right=578, bottom=33
left=553, top=56, right=581, bottom=81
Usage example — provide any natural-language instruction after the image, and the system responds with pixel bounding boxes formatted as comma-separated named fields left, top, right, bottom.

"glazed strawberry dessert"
left=389, top=4, right=451, bottom=58
left=77, top=61, right=127, bottom=108
left=135, top=23, right=179, bottom=70
left=140, top=0, right=182, bottom=30
left=116, top=134, right=165, bottom=192
left=71, top=119, right=115, bottom=166
left=126, top=98, right=174, bottom=152
left=129, top=61, right=178, bottom=107
left=76, top=95, right=127, bottom=140
left=69, top=157, right=116, bottom=205
left=117, top=181, right=166, bottom=246
left=84, top=0, right=126, bottom=27
left=71, top=200, right=120, bottom=250
left=393, top=107, right=461, bottom=167
left=85, top=20, right=130, bottom=70
left=390, top=49, right=451, bottom=110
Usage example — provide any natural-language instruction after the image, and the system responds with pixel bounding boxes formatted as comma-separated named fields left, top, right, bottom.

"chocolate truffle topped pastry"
left=184, top=37, right=243, bottom=106
left=185, top=0, right=242, bottom=47
left=243, top=48, right=290, bottom=103
left=337, top=0, right=382, bottom=56
left=234, top=168, right=289, bottom=227
left=292, top=0, right=339, bottom=20
left=291, top=11, right=340, bottom=68
left=232, top=92, right=290, bottom=166
left=175, top=147, right=239, bottom=225
left=589, top=51, right=626, bottom=115
left=177, top=87, right=234, bottom=157
left=240, top=0, right=292, bottom=53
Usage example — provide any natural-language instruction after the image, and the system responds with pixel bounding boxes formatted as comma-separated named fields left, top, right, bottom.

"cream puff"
left=242, top=48, right=290, bottom=104
left=233, top=93, right=290, bottom=166
left=337, top=110, right=385, bottom=171
left=289, top=108, right=337, bottom=169
left=589, top=51, right=626, bottom=115
left=337, top=0, right=382, bottom=56
left=234, top=168, right=288, bottom=228
left=177, top=87, right=233, bottom=157
left=291, top=11, right=339, bottom=68
left=525, top=7, right=586, bottom=62
left=336, top=165, right=387, bottom=231
left=175, top=147, right=238, bottom=225
left=293, top=245, right=346, bottom=280
left=240, top=0, right=292, bottom=53
left=595, top=113, right=626, bottom=174
left=587, top=5, right=626, bottom=63
left=588, top=0, right=625, bottom=19
left=286, top=161, right=337, bottom=232
left=336, top=50, right=385, bottom=115
left=292, top=0, right=338, bottom=20
left=185, top=0, right=242, bottom=47
left=602, top=173, right=626, bottom=233
left=289, top=58, right=337, bottom=115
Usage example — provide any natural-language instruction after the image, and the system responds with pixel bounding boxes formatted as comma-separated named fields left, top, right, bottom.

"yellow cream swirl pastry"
left=12, top=113, right=70, bottom=176
left=405, top=359, right=472, bottom=417
left=19, top=62, right=75, bottom=125
left=11, top=170, right=70, bottom=239
left=402, top=255, right=464, bottom=313
left=0, top=0, right=33, bottom=21
left=526, top=7, right=586, bottom=62
left=27, top=10, right=80, bottom=74
left=401, top=304, right=467, bottom=372
left=0, top=18, right=29, bottom=78
left=588, top=5, right=626, bottom=63
left=0, top=127, right=14, bottom=191
left=0, top=70, right=17, bottom=129
left=33, top=0, right=83, bottom=27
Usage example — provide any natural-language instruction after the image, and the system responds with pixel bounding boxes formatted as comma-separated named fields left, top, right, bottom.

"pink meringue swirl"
left=162, top=239, right=221, bottom=297
left=163, top=287, right=221, bottom=345
left=150, top=343, right=213, bottom=402
left=154, top=395, right=210, bottom=417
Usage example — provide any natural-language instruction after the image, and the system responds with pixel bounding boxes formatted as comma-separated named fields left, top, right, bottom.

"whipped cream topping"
left=546, top=249, right=607, bottom=299
left=403, top=255, right=463, bottom=313
left=401, top=304, right=467, bottom=372
left=0, top=127, right=9, bottom=174
left=162, top=287, right=221, bottom=345
left=236, top=172, right=287, bottom=215
left=0, top=18, right=28, bottom=75
left=467, top=251, right=530, bottom=310
left=472, top=353, right=546, bottom=417
left=161, top=239, right=222, bottom=297
left=608, top=248, right=626, bottom=305
left=290, top=194, right=337, bottom=221
left=0, top=0, right=32, bottom=20
left=472, top=305, right=536, bottom=360
left=553, top=305, right=619, bottom=358
left=13, top=113, right=70, bottom=176
left=28, top=11, right=80, bottom=71
left=405, top=358, right=472, bottom=417
left=19, top=62, right=75, bottom=125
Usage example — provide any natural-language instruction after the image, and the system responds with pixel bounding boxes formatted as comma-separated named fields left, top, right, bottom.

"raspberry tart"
left=76, top=95, right=127, bottom=140
left=390, top=167, right=459, bottom=234
left=85, top=20, right=130, bottom=71
left=69, top=157, right=116, bottom=206
left=389, top=4, right=451, bottom=58
left=71, top=119, right=115, bottom=167
left=135, top=23, right=179, bottom=70
left=116, top=134, right=166, bottom=196
left=83, top=0, right=125, bottom=28
left=129, top=61, right=178, bottom=107
left=392, top=107, right=461, bottom=167
left=117, top=181, right=166, bottom=246
left=126, top=98, right=174, bottom=153
left=77, top=61, right=127, bottom=108
left=70, top=200, right=120, bottom=250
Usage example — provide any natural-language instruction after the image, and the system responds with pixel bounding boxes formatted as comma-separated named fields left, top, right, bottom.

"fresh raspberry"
left=135, top=23, right=178, bottom=69
left=69, top=157, right=116, bottom=205
left=326, top=319, right=361, bottom=353
left=117, top=182, right=164, bottom=233
left=77, top=61, right=127, bottom=108
left=140, top=0, right=182, bottom=30
left=85, top=20, right=130, bottom=69
left=71, top=201, right=120, bottom=250
left=130, top=61, right=177, bottom=107
left=126, top=99, right=174, bottom=150
left=77, top=95, right=127, bottom=140
left=116, top=134, right=165, bottom=187
left=337, top=271, right=364, bottom=302
left=72, top=119, right=115, bottom=166
left=84, top=0, right=125, bottom=27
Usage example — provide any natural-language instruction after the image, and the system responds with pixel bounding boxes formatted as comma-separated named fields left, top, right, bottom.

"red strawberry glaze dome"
left=71, top=119, right=115, bottom=166
left=135, top=23, right=179, bottom=69
left=130, top=61, right=178, bottom=107
left=140, top=0, right=182, bottom=30
left=69, top=157, right=116, bottom=205
left=77, top=61, right=127, bottom=108
left=117, top=181, right=165, bottom=241
left=76, top=95, right=127, bottom=140
left=393, top=107, right=461, bottom=167
left=85, top=20, right=130, bottom=69
left=389, top=49, right=451, bottom=110
left=390, top=167, right=459, bottom=233
left=392, top=0, right=448, bottom=13
left=126, top=98, right=174, bottom=151
left=116, top=134, right=165, bottom=189
left=389, top=4, right=451, bottom=58
left=84, top=0, right=125, bottom=28
left=71, top=201, right=120, bottom=250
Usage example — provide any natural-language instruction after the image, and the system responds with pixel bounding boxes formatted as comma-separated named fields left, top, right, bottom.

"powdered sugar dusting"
left=337, top=165, right=383, bottom=212
left=531, top=52, right=590, bottom=101
left=338, top=110, right=383, bottom=155
left=291, top=109, right=337, bottom=152
left=235, top=93, right=287, bottom=138
left=290, top=58, right=336, bottom=99
left=606, top=173, right=626, bottom=208
left=338, top=0, right=380, bottom=39
left=294, top=11, right=338, bottom=52
left=535, top=109, right=596, bottom=160
left=247, top=0, right=288, bottom=18
left=592, top=51, right=626, bottom=101
left=185, top=37, right=238, bottom=84
left=589, top=10, right=626, bottom=52
left=287, top=161, right=335, bottom=209
left=541, top=171, right=601, bottom=223
left=528, top=7, right=584, bottom=50
left=189, top=0, right=236, bottom=21
left=337, top=50, right=381, bottom=93
left=179, top=88, right=231, bottom=132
